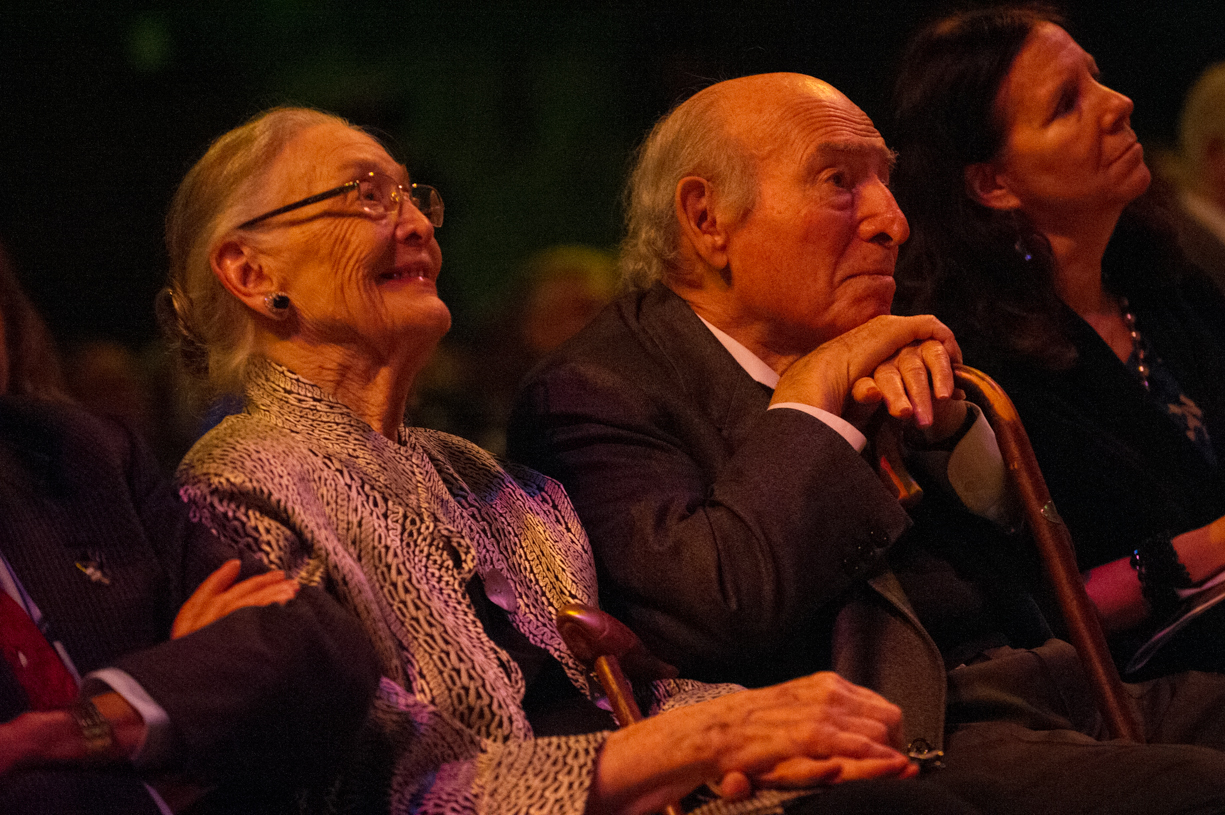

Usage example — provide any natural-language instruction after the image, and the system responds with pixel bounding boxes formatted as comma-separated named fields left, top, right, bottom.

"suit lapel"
left=634, top=283, right=773, bottom=448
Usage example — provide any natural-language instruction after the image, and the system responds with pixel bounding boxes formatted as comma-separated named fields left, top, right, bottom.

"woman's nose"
left=1100, top=84, right=1135, bottom=131
left=395, top=197, right=435, bottom=243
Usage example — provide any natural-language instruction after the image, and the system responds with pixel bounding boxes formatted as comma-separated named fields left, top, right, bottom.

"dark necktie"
left=0, top=590, right=78, bottom=709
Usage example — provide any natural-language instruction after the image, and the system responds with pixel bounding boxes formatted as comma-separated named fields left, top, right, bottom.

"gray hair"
left=1180, top=62, right=1225, bottom=178
left=619, top=86, right=757, bottom=291
left=162, top=107, right=349, bottom=392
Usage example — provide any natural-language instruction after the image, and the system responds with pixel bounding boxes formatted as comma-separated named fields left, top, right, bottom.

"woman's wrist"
left=1133, top=534, right=1192, bottom=617
left=1172, top=524, right=1225, bottom=586
left=588, top=712, right=718, bottom=815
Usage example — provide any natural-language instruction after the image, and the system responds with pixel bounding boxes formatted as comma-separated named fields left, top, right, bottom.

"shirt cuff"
left=83, top=668, right=171, bottom=769
left=947, top=405, right=1009, bottom=523
left=768, top=402, right=868, bottom=453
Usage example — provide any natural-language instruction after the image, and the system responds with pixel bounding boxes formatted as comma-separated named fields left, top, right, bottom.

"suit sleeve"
left=508, top=360, right=911, bottom=684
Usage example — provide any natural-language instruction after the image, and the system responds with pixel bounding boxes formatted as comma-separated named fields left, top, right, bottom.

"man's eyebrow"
left=805, top=142, right=898, bottom=171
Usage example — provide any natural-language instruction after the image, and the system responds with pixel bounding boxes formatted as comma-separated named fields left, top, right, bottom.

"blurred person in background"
left=1163, top=62, right=1225, bottom=292
left=0, top=241, right=68, bottom=402
left=413, top=244, right=619, bottom=454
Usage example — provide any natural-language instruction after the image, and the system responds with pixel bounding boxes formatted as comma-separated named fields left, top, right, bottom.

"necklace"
left=1120, top=297, right=1150, bottom=391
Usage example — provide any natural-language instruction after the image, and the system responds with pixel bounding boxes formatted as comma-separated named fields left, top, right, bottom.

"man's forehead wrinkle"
left=805, top=142, right=896, bottom=166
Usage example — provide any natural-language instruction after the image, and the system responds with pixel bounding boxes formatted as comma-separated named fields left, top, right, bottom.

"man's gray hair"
left=619, top=86, right=757, bottom=290
left=1180, top=62, right=1225, bottom=177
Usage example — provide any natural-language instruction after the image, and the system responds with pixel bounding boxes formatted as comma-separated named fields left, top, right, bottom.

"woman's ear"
left=675, top=176, right=732, bottom=273
left=965, top=162, right=1022, bottom=211
left=211, top=238, right=277, bottom=315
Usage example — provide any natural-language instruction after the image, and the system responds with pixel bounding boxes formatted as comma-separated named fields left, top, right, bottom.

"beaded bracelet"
left=1130, top=534, right=1193, bottom=617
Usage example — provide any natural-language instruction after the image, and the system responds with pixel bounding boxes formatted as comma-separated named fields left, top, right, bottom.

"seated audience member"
left=0, top=254, right=380, bottom=812
left=508, top=70, right=1225, bottom=814
left=889, top=6, right=1225, bottom=673
left=171, top=107, right=988, bottom=815
left=1167, top=62, right=1225, bottom=293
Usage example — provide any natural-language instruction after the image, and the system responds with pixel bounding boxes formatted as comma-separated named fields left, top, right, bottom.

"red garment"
left=0, top=590, right=78, bottom=709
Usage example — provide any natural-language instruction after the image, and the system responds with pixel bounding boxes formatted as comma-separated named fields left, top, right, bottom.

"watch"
left=69, top=698, right=115, bottom=760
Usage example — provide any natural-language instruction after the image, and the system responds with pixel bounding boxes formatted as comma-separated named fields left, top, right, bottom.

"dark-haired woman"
left=892, top=5, right=1225, bottom=675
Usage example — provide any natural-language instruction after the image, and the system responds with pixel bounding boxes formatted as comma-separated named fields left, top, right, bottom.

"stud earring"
left=264, top=291, right=290, bottom=317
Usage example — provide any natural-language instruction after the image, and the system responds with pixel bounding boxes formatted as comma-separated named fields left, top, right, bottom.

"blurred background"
left=3, top=0, right=1222, bottom=459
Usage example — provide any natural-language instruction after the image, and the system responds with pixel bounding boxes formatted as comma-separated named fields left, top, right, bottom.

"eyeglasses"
left=236, top=171, right=444, bottom=230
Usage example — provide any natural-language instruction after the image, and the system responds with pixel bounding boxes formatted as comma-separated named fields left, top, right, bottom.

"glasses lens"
left=410, top=184, right=444, bottom=227
left=353, top=175, right=395, bottom=217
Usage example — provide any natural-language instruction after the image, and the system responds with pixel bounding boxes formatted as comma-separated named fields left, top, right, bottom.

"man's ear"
left=675, top=176, right=731, bottom=272
left=210, top=238, right=277, bottom=315
left=965, top=161, right=1022, bottom=211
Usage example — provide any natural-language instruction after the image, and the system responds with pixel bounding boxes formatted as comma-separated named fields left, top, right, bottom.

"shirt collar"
left=696, top=316, right=780, bottom=389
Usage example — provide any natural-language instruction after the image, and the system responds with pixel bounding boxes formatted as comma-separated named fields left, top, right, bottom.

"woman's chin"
left=1114, top=148, right=1152, bottom=206
left=400, top=299, right=453, bottom=340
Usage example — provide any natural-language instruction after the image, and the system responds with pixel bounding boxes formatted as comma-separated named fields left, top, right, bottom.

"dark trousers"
left=930, top=640, right=1225, bottom=814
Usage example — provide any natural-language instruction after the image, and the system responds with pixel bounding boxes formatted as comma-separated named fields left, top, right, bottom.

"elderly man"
left=510, top=73, right=1225, bottom=814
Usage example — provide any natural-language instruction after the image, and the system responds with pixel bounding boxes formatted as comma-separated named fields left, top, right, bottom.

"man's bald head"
left=620, top=73, right=870, bottom=290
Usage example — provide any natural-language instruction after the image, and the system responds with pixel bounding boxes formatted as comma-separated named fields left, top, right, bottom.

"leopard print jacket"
left=178, top=360, right=796, bottom=815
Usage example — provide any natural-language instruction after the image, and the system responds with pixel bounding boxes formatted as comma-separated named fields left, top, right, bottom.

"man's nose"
left=861, top=182, right=910, bottom=247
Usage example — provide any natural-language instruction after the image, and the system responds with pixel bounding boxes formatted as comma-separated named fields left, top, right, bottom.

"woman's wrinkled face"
left=251, top=122, right=450, bottom=362
left=989, top=23, right=1151, bottom=228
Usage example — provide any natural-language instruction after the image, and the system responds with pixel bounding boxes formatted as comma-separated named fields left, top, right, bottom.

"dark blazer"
left=0, top=396, right=380, bottom=813
left=508, top=283, right=980, bottom=750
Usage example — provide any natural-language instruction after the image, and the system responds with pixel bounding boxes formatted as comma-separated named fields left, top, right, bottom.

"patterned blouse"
left=177, top=360, right=791, bottom=815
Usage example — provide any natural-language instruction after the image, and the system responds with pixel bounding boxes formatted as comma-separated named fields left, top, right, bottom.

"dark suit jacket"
left=0, top=396, right=380, bottom=813
left=508, top=284, right=1060, bottom=750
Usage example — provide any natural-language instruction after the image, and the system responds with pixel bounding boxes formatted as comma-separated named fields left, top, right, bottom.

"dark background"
left=3, top=0, right=1223, bottom=349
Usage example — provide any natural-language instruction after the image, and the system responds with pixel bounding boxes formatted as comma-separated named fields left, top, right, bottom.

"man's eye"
left=1054, top=87, right=1077, bottom=117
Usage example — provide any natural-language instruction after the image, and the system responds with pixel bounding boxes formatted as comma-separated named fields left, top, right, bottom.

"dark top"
left=936, top=267, right=1225, bottom=671
left=957, top=277, right=1225, bottom=576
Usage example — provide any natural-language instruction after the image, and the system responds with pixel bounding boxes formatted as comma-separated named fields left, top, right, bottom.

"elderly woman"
left=891, top=6, right=1225, bottom=675
left=167, top=108, right=984, bottom=815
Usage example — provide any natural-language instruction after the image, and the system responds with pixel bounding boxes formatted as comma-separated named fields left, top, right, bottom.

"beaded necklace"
left=1120, top=297, right=1149, bottom=391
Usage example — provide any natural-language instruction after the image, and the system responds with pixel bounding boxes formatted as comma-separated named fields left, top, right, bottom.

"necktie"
left=0, top=589, right=78, bottom=709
